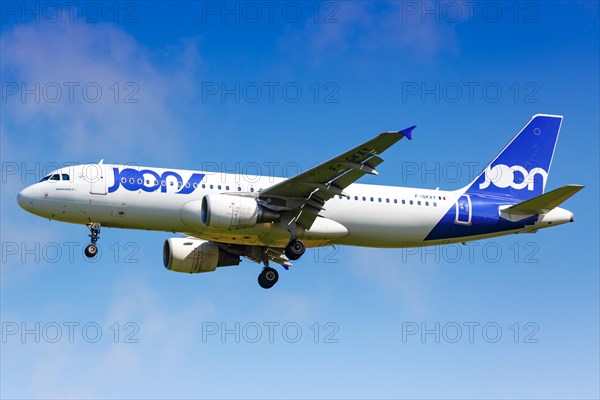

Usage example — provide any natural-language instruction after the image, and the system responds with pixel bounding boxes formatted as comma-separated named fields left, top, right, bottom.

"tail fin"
left=464, top=114, right=563, bottom=201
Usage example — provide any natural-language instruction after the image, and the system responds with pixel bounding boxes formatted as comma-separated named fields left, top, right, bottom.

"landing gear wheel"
left=84, top=244, right=98, bottom=258
left=258, top=267, right=279, bottom=289
left=285, top=238, right=306, bottom=261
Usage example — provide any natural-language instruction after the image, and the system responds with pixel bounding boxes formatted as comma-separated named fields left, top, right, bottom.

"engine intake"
left=163, top=237, right=240, bottom=274
left=201, top=194, right=280, bottom=230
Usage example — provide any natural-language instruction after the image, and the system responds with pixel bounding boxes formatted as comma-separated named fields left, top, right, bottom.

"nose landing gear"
left=84, top=222, right=101, bottom=258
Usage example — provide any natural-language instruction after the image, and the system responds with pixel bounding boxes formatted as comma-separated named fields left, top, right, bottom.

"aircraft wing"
left=258, top=126, right=415, bottom=229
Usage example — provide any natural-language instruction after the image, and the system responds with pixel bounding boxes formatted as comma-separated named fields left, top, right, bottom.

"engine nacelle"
left=201, top=194, right=280, bottom=230
left=163, top=237, right=240, bottom=273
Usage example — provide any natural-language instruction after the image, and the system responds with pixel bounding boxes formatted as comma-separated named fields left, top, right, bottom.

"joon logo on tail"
left=479, top=164, right=548, bottom=191
left=107, top=168, right=204, bottom=194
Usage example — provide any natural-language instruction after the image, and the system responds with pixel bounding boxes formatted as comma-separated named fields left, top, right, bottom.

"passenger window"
left=402, top=200, right=406, bottom=204
left=417, top=201, right=421, bottom=206
left=409, top=200, right=413, bottom=205
left=226, top=186, right=230, bottom=190
left=378, top=198, right=382, bottom=202
left=354, top=196, right=358, bottom=200
left=370, top=197, right=374, bottom=202
left=202, top=184, right=206, bottom=189
left=386, top=198, right=389, bottom=203
left=210, top=184, right=213, bottom=189
left=218, top=185, right=222, bottom=190
left=425, top=201, right=429, bottom=206
left=362, top=197, right=366, bottom=201
left=433, top=202, right=437, bottom=207
left=394, top=199, right=397, bottom=204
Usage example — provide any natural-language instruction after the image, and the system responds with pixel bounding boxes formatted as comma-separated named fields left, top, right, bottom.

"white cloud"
left=280, top=1, right=459, bottom=65
left=1, top=21, right=204, bottom=162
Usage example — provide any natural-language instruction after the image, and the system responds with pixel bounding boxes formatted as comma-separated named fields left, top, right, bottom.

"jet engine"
left=163, top=237, right=240, bottom=273
left=201, top=194, right=280, bottom=230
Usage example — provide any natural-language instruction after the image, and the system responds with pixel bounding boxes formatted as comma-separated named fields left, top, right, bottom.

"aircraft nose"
left=17, top=186, right=35, bottom=212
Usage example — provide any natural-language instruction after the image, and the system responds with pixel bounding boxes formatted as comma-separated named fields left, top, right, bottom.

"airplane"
left=17, top=114, right=583, bottom=288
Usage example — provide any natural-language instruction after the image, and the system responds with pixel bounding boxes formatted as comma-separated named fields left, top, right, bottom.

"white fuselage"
left=17, top=163, right=571, bottom=249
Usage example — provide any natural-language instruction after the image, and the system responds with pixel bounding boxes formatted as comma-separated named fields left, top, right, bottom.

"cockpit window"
left=40, top=174, right=62, bottom=182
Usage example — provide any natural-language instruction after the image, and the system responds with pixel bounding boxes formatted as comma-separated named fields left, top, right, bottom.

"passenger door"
left=87, top=164, right=107, bottom=195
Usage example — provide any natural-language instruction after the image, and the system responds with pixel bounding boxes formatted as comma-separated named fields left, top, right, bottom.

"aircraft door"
left=87, top=164, right=107, bottom=195
left=454, top=194, right=472, bottom=225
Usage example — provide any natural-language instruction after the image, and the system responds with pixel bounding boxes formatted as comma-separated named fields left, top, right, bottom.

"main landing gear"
left=84, top=222, right=101, bottom=258
left=257, top=238, right=306, bottom=289
left=284, top=238, right=306, bottom=260
left=258, top=266, right=279, bottom=289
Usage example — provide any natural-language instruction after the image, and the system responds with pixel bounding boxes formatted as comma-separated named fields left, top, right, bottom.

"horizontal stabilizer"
left=503, top=184, right=584, bottom=215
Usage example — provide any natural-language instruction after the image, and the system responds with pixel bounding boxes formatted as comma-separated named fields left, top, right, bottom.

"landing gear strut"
left=256, top=237, right=306, bottom=289
left=84, top=222, right=101, bottom=258
left=285, top=238, right=306, bottom=260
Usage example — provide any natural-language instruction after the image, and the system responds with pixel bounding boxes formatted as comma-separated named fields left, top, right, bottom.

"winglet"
left=399, top=125, right=416, bottom=140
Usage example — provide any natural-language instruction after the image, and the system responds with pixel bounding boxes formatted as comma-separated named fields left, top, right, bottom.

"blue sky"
left=1, top=1, right=598, bottom=399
